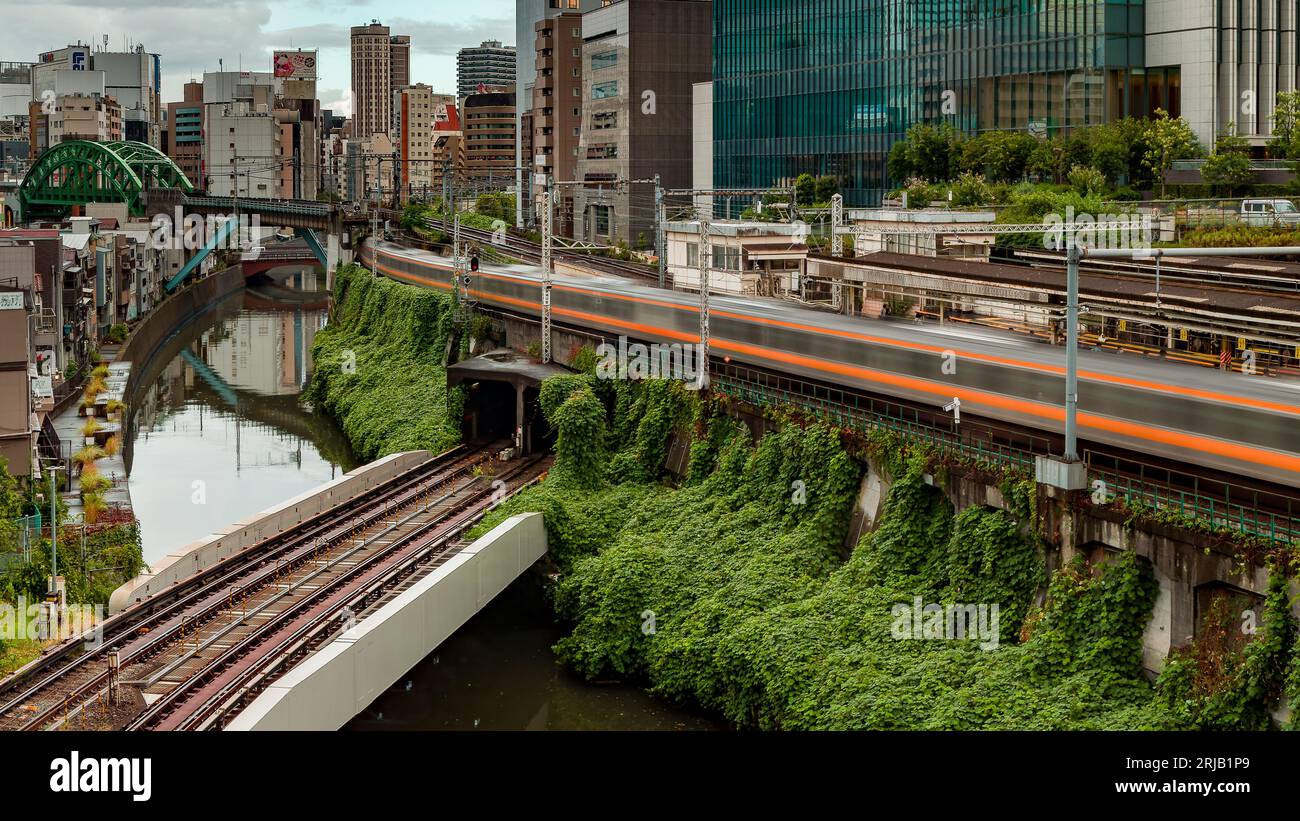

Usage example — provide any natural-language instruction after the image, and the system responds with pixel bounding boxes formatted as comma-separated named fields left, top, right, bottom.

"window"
left=571, top=47, right=580, bottom=57
left=712, top=244, right=741, bottom=271
left=586, top=142, right=617, bottom=159
left=591, top=51, right=618, bottom=70
left=572, top=27, right=581, bottom=37
left=572, top=107, right=580, bottom=116
left=593, top=205, right=610, bottom=234
left=572, top=87, right=580, bottom=97
left=686, top=241, right=698, bottom=267
left=591, top=111, right=617, bottom=130
left=591, top=81, right=618, bottom=100
left=572, top=67, right=580, bottom=77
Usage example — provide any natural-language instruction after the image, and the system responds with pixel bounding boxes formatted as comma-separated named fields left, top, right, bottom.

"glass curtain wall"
left=713, top=0, right=1156, bottom=206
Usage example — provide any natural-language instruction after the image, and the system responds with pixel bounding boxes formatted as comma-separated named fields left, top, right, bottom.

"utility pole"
left=391, top=150, right=400, bottom=209
left=48, top=463, right=57, bottom=583
left=697, top=216, right=710, bottom=389
left=541, top=179, right=553, bottom=364
left=654, top=173, right=665, bottom=288
left=831, top=193, right=844, bottom=257
left=1064, top=243, right=1080, bottom=461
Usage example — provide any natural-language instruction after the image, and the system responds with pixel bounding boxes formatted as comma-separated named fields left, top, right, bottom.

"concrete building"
left=663, top=219, right=808, bottom=296
left=201, top=72, right=280, bottom=197
left=1, top=62, right=32, bottom=177
left=350, top=21, right=410, bottom=141
left=50, top=92, right=123, bottom=144
left=571, top=0, right=713, bottom=247
left=459, top=89, right=516, bottom=183
left=165, top=81, right=204, bottom=187
left=515, top=0, right=606, bottom=227
left=93, top=47, right=163, bottom=148
left=345, top=132, right=394, bottom=204
left=394, top=85, right=458, bottom=201
left=457, top=40, right=516, bottom=98
left=530, top=12, right=584, bottom=235
left=0, top=282, right=36, bottom=478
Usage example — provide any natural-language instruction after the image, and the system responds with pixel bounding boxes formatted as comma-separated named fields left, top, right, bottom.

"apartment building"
left=459, top=89, right=516, bottom=182
left=165, top=81, right=204, bottom=186
left=457, top=40, right=516, bottom=98
left=531, top=13, right=585, bottom=234
left=351, top=21, right=411, bottom=141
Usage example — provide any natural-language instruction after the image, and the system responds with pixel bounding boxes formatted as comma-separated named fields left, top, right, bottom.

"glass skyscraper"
left=713, top=0, right=1176, bottom=205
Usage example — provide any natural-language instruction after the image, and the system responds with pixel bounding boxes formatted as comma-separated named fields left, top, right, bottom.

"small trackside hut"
left=447, top=350, right=569, bottom=455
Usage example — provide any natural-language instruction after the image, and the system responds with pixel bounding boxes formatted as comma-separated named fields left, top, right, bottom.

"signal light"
left=470, top=256, right=479, bottom=272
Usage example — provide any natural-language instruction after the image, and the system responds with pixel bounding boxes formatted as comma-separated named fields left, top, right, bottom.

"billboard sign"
left=273, top=50, right=317, bottom=80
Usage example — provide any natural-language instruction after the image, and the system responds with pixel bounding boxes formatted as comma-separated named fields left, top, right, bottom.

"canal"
left=123, top=269, right=719, bottom=731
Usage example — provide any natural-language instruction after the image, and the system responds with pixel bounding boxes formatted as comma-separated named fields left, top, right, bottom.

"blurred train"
left=358, top=240, right=1300, bottom=490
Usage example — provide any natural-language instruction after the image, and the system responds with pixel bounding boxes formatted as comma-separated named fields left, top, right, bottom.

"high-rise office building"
left=571, top=0, right=712, bottom=246
left=457, top=41, right=516, bottom=98
left=350, top=20, right=410, bottom=140
left=710, top=0, right=1193, bottom=205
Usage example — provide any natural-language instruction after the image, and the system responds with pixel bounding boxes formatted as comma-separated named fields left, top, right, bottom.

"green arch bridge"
left=18, top=139, right=194, bottom=221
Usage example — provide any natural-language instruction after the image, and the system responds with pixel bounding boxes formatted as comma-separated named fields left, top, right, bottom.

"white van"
left=1240, top=199, right=1300, bottom=226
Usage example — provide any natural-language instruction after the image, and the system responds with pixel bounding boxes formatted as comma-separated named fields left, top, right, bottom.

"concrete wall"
left=225, top=511, right=548, bottom=730
left=117, top=264, right=245, bottom=401
left=108, top=450, right=434, bottom=613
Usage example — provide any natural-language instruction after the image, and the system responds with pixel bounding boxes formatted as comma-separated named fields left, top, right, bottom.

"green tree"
left=475, top=193, right=503, bottom=220
left=1027, top=136, right=1070, bottom=183
left=1143, top=109, right=1201, bottom=198
left=886, top=140, right=914, bottom=182
left=1067, top=165, right=1107, bottom=197
left=814, top=175, right=839, bottom=204
left=949, top=172, right=993, bottom=207
left=1201, top=128, right=1253, bottom=197
left=794, top=173, right=817, bottom=206
left=898, top=122, right=960, bottom=182
left=1269, top=91, right=1300, bottom=158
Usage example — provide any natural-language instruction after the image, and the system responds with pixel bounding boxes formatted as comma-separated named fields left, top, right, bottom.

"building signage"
left=273, top=50, right=317, bottom=80
left=31, top=375, right=52, bottom=398
left=0, top=292, right=23, bottom=310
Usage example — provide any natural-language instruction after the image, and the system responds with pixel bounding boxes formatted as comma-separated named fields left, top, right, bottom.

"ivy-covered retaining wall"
left=306, top=264, right=463, bottom=461
left=475, top=369, right=1300, bottom=730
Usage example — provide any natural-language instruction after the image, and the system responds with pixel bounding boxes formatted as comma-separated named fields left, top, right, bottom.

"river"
left=123, top=268, right=719, bottom=731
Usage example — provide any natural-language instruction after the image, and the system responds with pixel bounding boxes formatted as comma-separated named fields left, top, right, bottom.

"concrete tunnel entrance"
left=447, top=350, right=570, bottom=454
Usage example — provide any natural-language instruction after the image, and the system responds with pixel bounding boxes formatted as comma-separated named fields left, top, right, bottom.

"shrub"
left=102, top=434, right=122, bottom=457
left=81, top=418, right=101, bottom=437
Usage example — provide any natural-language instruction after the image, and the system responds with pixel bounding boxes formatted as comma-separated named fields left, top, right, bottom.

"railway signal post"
left=541, top=181, right=553, bottom=364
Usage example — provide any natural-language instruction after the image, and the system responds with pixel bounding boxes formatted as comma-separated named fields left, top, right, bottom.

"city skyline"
left=0, top=0, right=514, bottom=115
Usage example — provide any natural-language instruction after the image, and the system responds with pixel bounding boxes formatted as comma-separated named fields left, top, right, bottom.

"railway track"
left=125, top=451, right=550, bottom=731
left=422, top=217, right=663, bottom=283
left=0, top=442, right=544, bottom=731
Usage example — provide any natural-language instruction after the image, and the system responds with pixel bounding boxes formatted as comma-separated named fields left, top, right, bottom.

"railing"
left=710, top=361, right=1300, bottom=547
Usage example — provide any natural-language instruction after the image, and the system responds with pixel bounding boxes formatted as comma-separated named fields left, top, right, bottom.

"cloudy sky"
left=0, top=0, right=515, bottom=115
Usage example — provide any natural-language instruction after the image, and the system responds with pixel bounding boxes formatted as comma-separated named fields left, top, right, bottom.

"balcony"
left=537, top=55, right=553, bottom=71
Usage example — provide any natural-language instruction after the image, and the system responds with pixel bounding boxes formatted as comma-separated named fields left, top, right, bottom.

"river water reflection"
left=125, top=269, right=356, bottom=565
